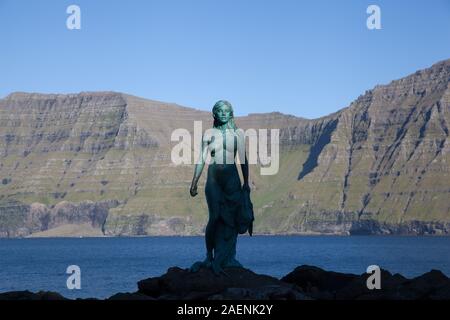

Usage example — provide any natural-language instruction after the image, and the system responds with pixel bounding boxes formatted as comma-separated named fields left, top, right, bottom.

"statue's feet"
left=189, top=253, right=213, bottom=272
left=223, top=258, right=243, bottom=268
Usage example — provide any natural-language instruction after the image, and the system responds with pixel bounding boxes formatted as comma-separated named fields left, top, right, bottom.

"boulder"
left=137, top=266, right=306, bottom=300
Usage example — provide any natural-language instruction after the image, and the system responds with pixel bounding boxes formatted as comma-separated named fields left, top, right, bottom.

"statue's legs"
left=217, top=165, right=243, bottom=269
left=211, top=222, right=242, bottom=274
left=205, top=176, right=222, bottom=258
left=190, top=163, right=244, bottom=275
left=189, top=168, right=221, bottom=272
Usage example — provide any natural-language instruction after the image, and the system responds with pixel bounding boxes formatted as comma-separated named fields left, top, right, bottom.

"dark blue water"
left=1, top=236, right=449, bottom=299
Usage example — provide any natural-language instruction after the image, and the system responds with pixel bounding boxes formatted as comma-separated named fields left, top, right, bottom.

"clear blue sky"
left=1, top=0, right=450, bottom=118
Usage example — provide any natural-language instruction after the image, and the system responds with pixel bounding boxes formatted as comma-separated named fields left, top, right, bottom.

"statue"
left=189, top=100, right=254, bottom=275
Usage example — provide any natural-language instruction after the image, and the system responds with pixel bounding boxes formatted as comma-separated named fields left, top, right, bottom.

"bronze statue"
left=189, top=100, right=254, bottom=275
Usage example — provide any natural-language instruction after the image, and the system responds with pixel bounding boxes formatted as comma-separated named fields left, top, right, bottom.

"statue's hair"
left=212, top=100, right=237, bottom=130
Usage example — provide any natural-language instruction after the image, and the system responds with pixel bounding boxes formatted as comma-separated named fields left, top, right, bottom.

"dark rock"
left=281, top=265, right=358, bottom=294
left=208, top=285, right=309, bottom=300
left=395, top=270, right=450, bottom=299
left=0, top=290, right=68, bottom=300
left=1, top=265, right=449, bottom=300
left=108, top=292, right=155, bottom=300
left=137, top=266, right=306, bottom=300
left=337, top=269, right=407, bottom=300
left=137, top=276, right=161, bottom=297
left=429, top=283, right=450, bottom=300
left=281, top=265, right=450, bottom=300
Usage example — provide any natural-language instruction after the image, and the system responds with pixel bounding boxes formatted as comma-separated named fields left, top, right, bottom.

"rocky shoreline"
left=1, top=265, right=449, bottom=300
left=1, top=196, right=449, bottom=237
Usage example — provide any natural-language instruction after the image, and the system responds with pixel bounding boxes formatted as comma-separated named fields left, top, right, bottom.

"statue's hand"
left=190, top=184, right=198, bottom=197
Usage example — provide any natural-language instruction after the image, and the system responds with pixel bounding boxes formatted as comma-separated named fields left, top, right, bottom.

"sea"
left=0, top=236, right=449, bottom=299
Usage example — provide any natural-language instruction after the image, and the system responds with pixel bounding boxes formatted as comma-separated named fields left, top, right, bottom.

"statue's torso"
left=207, top=129, right=238, bottom=165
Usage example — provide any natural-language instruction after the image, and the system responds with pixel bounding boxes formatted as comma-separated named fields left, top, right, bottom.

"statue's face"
left=214, top=105, right=232, bottom=124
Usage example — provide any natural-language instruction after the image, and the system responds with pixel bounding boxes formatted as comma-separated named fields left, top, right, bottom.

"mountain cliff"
left=0, top=59, right=449, bottom=237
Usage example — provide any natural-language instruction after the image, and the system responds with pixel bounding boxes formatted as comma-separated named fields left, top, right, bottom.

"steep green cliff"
left=1, top=59, right=449, bottom=236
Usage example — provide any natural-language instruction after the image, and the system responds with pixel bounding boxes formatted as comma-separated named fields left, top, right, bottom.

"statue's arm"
left=190, top=135, right=209, bottom=197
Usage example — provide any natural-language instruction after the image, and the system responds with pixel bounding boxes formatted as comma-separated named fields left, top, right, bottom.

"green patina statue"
left=189, top=100, right=254, bottom=275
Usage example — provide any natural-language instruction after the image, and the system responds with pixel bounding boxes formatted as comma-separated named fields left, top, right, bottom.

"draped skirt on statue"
left=205, top=163, right=253, bottom=268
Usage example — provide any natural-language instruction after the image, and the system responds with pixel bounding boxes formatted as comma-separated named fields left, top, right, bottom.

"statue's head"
left=212, top=100, right=237, bottom=129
